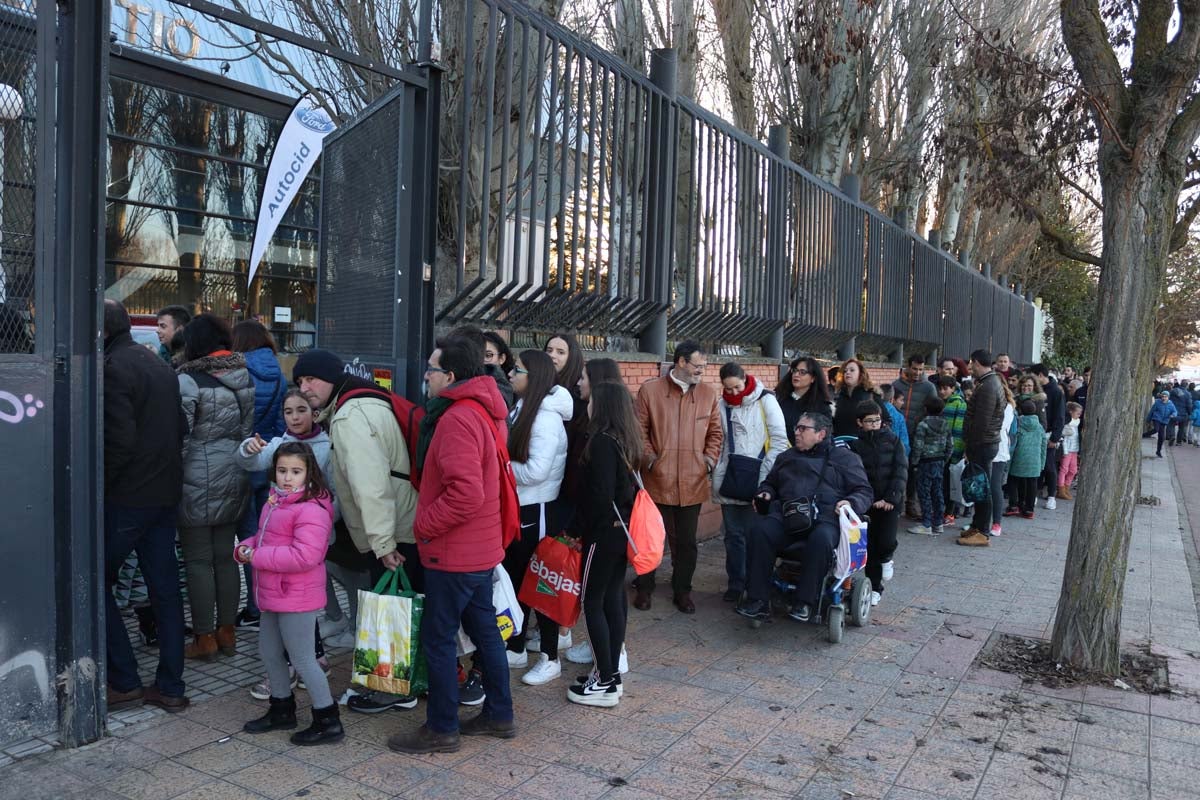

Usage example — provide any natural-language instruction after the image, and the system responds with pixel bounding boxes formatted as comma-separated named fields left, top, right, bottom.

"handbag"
left=352, top=567, right=427, bottom=696
left=961, top=461, right=991, bottom=504
left=517, top=535, right=583, bottom=627
left=780, top=446, right=833, bottom=536
left=719, top=403, right=769, bottom=501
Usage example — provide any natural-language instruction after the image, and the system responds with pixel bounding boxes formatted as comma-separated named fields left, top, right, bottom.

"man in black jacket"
left=737, top=413, right=873, bottom=623
left=103, top=300, right=189, bottom=713
left=958, top=350, right=1007, bottom=546
left=1030, top=364, right=1065, bottom=510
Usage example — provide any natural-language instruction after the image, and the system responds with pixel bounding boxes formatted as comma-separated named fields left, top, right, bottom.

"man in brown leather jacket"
left=633, top=341, right=724, bottom=613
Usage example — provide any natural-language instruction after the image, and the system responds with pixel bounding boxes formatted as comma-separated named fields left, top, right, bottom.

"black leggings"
left=581, top=540, right=627, bottom=681
left=502, top=502, right=563, bottom=660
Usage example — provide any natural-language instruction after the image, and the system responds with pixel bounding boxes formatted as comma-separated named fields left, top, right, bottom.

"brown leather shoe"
left=633, top=588, right=652, bottom=611
left=387, top=724, right=461, bottom=754
left=459, top=713, right=516, bottom=739
left=106, top=685, right=144, bottom=712
left=1056, top=486, right=1071, bottom=500
left=185, top=633, right=218, bottom=661
left=956, top=530, right=990, bottom=547
left=215, top=624, right=236, bottom=656
left=144, top=685, right=190, bottom=713
left=674, top=592, right=696, bottom=614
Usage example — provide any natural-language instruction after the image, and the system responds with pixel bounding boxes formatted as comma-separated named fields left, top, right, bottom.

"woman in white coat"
left=713, top=362, right=788, bottom=602
left=503, top=349, right=574, bottom=684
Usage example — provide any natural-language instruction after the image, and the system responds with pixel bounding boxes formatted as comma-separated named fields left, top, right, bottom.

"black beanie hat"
left=293, top=348, right=345, bottom=386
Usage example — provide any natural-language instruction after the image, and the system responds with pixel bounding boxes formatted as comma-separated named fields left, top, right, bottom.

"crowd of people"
left=101, top=298, right=1091, bottom=752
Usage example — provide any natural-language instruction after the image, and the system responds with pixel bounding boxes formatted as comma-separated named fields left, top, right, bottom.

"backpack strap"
left=338, top=386, right=414, bottom=482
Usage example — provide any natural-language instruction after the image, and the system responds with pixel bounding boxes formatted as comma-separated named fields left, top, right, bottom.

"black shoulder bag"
left=719, top=402, right=769, bottom=501
left=781, top=446, right=833, bottom=536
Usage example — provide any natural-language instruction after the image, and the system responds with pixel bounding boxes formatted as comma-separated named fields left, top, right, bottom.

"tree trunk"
left=1050, top=161, right=1178, bottom=673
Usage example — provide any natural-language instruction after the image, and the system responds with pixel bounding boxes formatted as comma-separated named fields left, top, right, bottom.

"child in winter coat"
left=1148, top=391, right=1180, bottom=457
left=235, top=442, right=341, bottom=746
left=1191, top=400, right=1200, bottom=445
left=847, top=401, right=906, bottom=606
left=1007, top=400, right=1049, bottom=517
left=1057, top=402, right=1082, bottom=500
left=909, top=396, right=953, bottom=535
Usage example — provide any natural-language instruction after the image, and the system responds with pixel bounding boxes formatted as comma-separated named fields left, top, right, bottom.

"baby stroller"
left=751, top=507, right=872, bottom=643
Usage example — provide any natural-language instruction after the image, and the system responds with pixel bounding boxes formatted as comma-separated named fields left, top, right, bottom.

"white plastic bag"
left=456, top=565, right=525, bottom=656
left=948, top=459, right=966, bottom=505
left=834, top=506, right=869, bottom=582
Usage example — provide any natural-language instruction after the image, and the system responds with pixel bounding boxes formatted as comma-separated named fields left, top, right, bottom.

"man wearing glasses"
left=633, top=340, right=724, bottom=614
left=737, top=412, right=873, bottom=624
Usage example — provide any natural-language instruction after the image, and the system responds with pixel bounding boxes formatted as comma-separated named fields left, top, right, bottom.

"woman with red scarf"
left=712, top=363, right=789, bottom=602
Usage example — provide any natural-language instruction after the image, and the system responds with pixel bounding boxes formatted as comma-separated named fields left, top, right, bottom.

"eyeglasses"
left=793, top=369, right=811, bottom=376
left=794, top=424, right=817, bottom=433
left=424, top=366, right=449, bottom=375
left=861, top=417, right=882, bottom=425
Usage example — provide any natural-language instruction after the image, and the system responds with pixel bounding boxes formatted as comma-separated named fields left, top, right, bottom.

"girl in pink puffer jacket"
left=234, top=442, right=342, bottom=746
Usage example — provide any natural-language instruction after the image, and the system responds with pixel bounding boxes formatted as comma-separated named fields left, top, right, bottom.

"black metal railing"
left=432, top=0, right=1036, bottom=359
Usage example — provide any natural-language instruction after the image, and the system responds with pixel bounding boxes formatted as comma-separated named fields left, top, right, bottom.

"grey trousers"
left=178, top=523, right=240, bottom=634
left=259, top=610, right=333, bottom=708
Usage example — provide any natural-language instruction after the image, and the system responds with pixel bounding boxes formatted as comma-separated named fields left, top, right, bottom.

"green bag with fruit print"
left=352, top=567, right=427, bottom=696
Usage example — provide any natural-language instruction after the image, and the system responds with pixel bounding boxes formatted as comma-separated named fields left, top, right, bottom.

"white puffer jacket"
left=510, top=385, right=574, bottom=505
left=712, top=384, right=789, bottom=505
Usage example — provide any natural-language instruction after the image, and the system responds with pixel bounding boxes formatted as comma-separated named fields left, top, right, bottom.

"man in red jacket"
left=387, top=335, right=515, bottom=754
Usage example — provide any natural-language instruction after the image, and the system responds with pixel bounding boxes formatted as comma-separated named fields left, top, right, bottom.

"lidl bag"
left=518, top=535, right=582, bottom=627
left=616, top=472, right=666, bottom=575
left=457, top=566, right=526, bottom=656
left=352, top=568, right=427, bottom=696
left=834, top=506, right=869, bottom=582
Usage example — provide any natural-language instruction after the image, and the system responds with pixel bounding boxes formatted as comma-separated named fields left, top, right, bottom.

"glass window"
left=104, top=77, right=319, bottom=345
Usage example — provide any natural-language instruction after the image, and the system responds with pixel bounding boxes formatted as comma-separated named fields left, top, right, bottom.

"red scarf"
left=723, top=374, right=757, bottom=406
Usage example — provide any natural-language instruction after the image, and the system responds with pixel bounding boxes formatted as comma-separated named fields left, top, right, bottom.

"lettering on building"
left=115, top=0, right=201, bottom=61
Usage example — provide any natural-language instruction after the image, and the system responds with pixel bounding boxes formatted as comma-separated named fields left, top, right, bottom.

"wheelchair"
left=747, top=507, right=872, bottom=643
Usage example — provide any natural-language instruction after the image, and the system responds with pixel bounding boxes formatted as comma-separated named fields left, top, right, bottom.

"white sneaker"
left=1045, top=497, right=1057, bottom=510
left=249, top=667, right=296, bottom=700
left=880, top=561, right=894, bottom=582
left=870, top=591, right=881, bottom=607
left=318, top=614, right=348, bottom=640
left=564, top=640, right=594, bottom=664
left=521, top=653, right=561, bottom=685
left=619, top=644, right=629, bottom=674
left=507, top=649, right=528, bottom=668
left=526, top=628, right=541, bottom=652
left=558, top=630, right=573, bottom=651
left=324, top=629, right=356, bottom=649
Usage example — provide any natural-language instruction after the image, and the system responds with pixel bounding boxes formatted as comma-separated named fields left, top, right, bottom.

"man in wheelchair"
left=736, top=412, right=873, bottom=623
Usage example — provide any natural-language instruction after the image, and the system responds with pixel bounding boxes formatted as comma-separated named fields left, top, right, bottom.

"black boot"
left=243, top=694, right=297, bottom=733
left=291, top=703, right=344, bottom=746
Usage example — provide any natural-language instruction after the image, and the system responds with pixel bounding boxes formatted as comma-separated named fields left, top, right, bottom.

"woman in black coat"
left=832, top=358, right=881, bottom=437
left=846, top=400, right=906, bottom=606
left=776, top=356, right=834, bottom=445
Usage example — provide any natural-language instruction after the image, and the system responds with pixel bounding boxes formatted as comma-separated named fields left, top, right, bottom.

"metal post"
left=837, top=339, right=856, bottom=361
left=53, top=0, right=107, bottom=747
left=637, top=48, right=677, bottom=358
left=928, top=229, right=941, bottom=248
left=996, top=272, right=1006, bottom=287
left=762, top=124, right=788, bottom=361
left=958, top=250, right=972, bottom=270
left=983, top=262, right=992, bottom=280
left=840, top=173, right=861, bottom=202
left=892, top=209, right=909, bottom=229
left=1015, top=282, right=1024, bottom=296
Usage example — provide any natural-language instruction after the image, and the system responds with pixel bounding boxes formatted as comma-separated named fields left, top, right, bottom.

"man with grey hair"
left=737, top=412, right=873, bottom=623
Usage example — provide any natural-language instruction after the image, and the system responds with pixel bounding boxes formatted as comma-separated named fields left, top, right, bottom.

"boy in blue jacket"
left=1149, top=391, right=1180, bottom=457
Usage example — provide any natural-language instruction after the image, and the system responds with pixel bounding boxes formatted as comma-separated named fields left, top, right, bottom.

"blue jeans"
left=917, top=460, right=945, bottom=528
left=421, top=568, right=512, bottom=734
left=721, top=504, right=756, bottom=593
left=105, top=502, right=186, bottom=697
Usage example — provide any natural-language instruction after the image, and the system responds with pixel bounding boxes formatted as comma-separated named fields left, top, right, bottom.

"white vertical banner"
left=247, top=93, right=336, bottom=286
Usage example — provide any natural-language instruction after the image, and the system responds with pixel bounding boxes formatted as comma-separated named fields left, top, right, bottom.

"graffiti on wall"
left=0, top=390, right=44, bottom=423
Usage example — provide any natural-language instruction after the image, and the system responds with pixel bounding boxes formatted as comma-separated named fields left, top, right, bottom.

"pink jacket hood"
left=241, top=488, right=334, bottom=614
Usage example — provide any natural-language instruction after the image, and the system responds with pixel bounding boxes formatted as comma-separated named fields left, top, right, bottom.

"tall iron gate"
left=0, top=0, right=107, bottom=748
left=430, top=0, right=1036, bottom=360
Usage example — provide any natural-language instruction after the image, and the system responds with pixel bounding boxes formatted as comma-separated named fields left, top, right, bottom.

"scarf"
left=723, top=374, right=758, bottom=406
left=415, top=395, right=454, bottom=472
left=292, top=423, right=323, bottom=441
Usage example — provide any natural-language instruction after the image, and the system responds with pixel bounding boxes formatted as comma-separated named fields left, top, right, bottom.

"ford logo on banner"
left=296, top=106, right=335, bottom=134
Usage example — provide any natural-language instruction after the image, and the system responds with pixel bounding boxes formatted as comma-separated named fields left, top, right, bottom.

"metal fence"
left=0, top=1, right=37, bottom=353
left=434, top=0, right=1035, bottom=359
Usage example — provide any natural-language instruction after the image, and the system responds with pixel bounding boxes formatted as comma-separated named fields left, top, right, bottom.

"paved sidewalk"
left=4, top=439, right=1200, bottom=799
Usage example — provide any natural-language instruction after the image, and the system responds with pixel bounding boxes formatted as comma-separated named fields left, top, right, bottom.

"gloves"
left=753, top=492, right=772, bottom=515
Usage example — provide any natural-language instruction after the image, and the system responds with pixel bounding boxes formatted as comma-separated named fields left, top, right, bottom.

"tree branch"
left=1024, top=200, right=1103, bottom=266
left=1059, top=0, right=1131, bottom=150
left=1055, top=166, right=1104, bottom=211
left=1171, top=192, right=1200, bottom=252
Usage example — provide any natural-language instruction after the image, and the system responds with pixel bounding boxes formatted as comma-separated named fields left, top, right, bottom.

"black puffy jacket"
left=847, top=428, right=907, bottom=507
left=832, top=385, right=880, bottom=438
left=758, top=440, right=874, bottom=524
